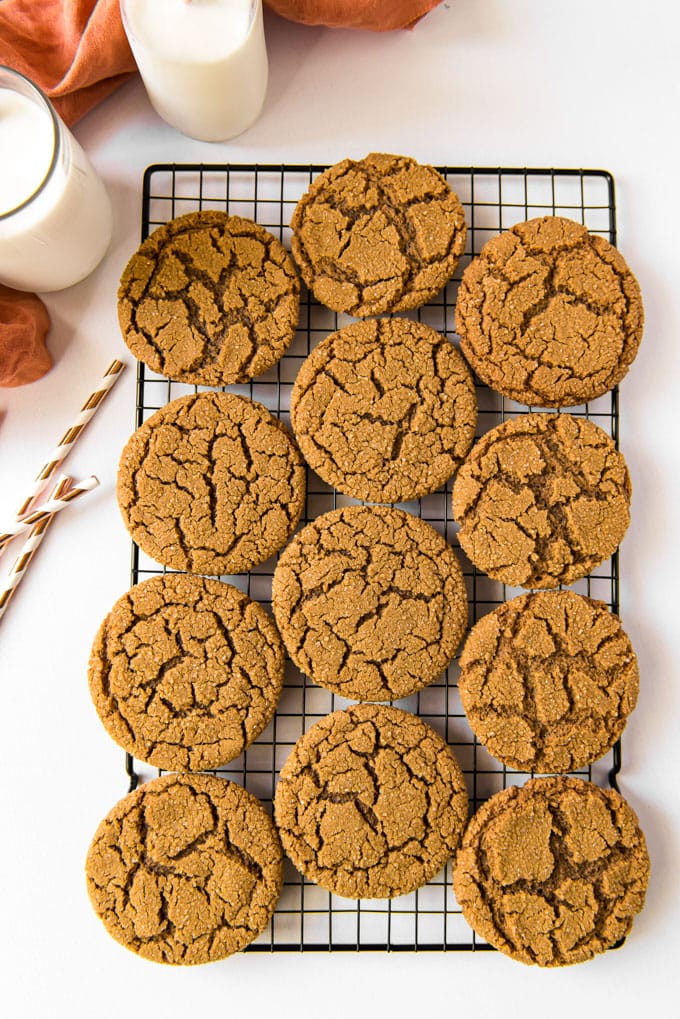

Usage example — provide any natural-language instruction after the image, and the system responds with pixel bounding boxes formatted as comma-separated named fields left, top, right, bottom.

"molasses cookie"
left=85, top=773, right=283, bottom=965
left=274, top=703, right=468, bottom=898
left=451, top=413, right=631, bottom=588
left=290, top=318, right=477, bottom=503
left=272, top=505, right=468, bottom=701
left=458, top=590, right=639, bottom=772
left=455, top=216, right=644, bottom=407
left=118, top=211, right=300, bottom=386
left=117, top=391, right=306, bottom=575
left=89, top=575, right=285, bottom=771
left=291, top=153, right=467, bottom=316
left=453, top=776, right=650, bottom=966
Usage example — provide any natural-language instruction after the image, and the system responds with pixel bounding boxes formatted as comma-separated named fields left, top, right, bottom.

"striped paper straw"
left=0, top=475, right=99, bottom=552
left=0, top=476, right=72, bottom=624
left=15, top=358, right=125, bottom=519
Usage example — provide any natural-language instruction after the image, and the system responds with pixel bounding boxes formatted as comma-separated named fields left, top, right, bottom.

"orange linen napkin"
left=0, top=0, right=136, bottom=126
left=0, top=286, right=52, bottom=388
left=265, top=1, right=444, bottom=30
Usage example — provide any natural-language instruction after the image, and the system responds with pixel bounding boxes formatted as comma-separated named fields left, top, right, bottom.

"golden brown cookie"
left=118, top=211, right=300, bottom=386
left=290, top=317, right=477, bottom=503
left=88, top=575, right=284, bottom=771
left=455, top=216, right=644, bottom=407
left=117, top=391, right=306, bottom=575
left=85, top=773, right=283, bottom=965
left=451, top=413, right=631, bottom=588
left=291, top=153, right=467, bottom=316
left=453, top=776, right=650, bottom=966
left=272, top=505, right=468, bottom=701
left=274, top=704, right=468, bottom=898
left=458, top=590, right=639, bottom=772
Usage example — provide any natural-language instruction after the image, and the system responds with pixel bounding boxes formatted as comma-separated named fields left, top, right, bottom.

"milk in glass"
left=0, top=70, right=113, bottom=293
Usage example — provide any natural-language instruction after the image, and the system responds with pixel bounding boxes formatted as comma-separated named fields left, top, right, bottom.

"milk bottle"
left=120, top=0, right=268, bottom=142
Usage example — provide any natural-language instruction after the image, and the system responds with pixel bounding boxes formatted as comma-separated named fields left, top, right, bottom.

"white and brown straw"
left=0, top=358, right=126, bottom=620
left=14, top=358, right=125, bottom=519
left=0, top=475, right=100, bottom=553
left=0, top=476, right=73, bottom=623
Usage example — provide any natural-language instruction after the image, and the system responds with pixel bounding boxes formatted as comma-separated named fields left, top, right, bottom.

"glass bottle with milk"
left=0, top=66, right=113, bottom=293
left=120, top=0, right=268, bottom=142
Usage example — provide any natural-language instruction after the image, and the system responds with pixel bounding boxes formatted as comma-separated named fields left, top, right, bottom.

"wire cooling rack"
left=126, top=163, right=621, bottom=952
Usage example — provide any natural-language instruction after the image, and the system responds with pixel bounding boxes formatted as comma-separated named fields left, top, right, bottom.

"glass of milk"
left=120, top=0, right=268, bottom=142
left=0, top=66, right=113, bottom=293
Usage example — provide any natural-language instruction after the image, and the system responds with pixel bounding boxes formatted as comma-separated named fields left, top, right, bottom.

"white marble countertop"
left=1, top=2, right=678, bottom=1015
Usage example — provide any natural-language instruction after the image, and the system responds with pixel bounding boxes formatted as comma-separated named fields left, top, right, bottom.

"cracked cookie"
left=451, top=413, right=631, bottom=588
left=290, top=317, right=477, bottom=502
left=272, top=505, right=468, bottom=701
left=118, top=211, right=299, bottom=386
left=85, top=773, right=283, bottom=965
left=455, top=216, right=644, bottom=407
left=117, top=391, right=306, bottom=575
left=274, top=703, right=468, bottom=898
left=452, top=776, right=650, bottom=966
left=88, top=575, right=285, bottom=771
left=291, top=153, right=467, bottom=316
left=458, top=590, right=639, bottom=772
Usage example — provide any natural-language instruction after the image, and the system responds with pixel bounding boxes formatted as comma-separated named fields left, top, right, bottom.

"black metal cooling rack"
left=126, top=163, right=621, bottom=953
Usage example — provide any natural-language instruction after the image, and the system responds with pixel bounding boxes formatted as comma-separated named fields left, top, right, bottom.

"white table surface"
left=1, top=2, right=678, bottom=1015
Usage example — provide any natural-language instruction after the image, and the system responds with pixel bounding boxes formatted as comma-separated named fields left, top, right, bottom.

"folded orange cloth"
left=0, top=0, right=136, bottom=126
left=265, top=0, right=443, bottom=30
left=0, top=286, right=52, bottom=388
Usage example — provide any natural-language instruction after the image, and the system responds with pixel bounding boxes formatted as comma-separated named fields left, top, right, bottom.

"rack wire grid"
left=127, top=163, right=621, bottom=953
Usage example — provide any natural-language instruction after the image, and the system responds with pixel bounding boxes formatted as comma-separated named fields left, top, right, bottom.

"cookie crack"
left=223, top=824, right=265, bottom=882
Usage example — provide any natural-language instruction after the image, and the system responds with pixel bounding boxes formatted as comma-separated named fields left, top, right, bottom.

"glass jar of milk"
left=120, top=0, right=268, bottom=142
left=0, top=66, right=113, bottom=293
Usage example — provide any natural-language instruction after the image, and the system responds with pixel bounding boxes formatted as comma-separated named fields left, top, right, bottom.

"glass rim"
left=0, top=64, right=61, bottom=222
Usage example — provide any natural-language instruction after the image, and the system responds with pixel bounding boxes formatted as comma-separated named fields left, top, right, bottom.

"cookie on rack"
left=458, top=590, right=639, bottom=772
left=117, top=391, right=306, bottom=575
left=85, top=773, right=283, bottom=965
left=274, top=703, right=469, bottom=899
left=455, top=215, right=644, bottom=407
left=451, top=412, right=631, bottom=588
left=118, top=210, right=300, bottom=386
left=290, top=153, right=467, bottom=316
left=272, top=505, right=468, bottom=701
left=290, top=317, right=477, bottom=503
left=452, top=776, right=650, bottom=966
left=88, top=574, right=285, bottom=771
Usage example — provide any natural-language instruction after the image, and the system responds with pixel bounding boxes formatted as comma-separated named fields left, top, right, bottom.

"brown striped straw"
left=0, top=475, right=100, bottom=553
left=0, top=476, right=73, bottom=625
left=15, top=358, right=125, bottom=519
